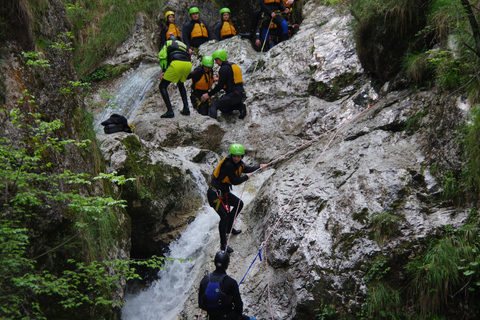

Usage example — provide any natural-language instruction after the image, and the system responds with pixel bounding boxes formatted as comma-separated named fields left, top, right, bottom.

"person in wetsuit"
left=199, top=251, right=252, bottom=320
left=207, top=144, right=267, bottom=253
left=201, top=49, right=247, bottom=120
left=183, top=7, right=212, bottom=54
left=187, top=55, right=216, bottom=116
left=214, top=8, right=237, bottom=41
left=160, top=10, right=181, bottom=48
left=158, top=36, right=192, bottom=118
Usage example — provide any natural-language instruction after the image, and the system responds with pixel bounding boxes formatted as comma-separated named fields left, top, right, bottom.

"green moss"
left=353, top=207, right=369, bottom=224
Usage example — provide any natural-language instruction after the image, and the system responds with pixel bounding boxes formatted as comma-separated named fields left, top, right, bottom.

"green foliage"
left=60, top=0, right=165, bottom=77
left=360, top=282, right=402, bottom=319
left=315, top=302, right=338, bottom=319
left=0, top=103, right=173, bottom=318
left=406, top=219, right=480, bottom=317
left=21, top=51, right=50, bottom=68
left=371, top=212, right=400, bottom=244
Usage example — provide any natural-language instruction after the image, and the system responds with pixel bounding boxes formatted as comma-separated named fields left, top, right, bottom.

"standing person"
left=258, top=0, right=290, bottom=42
left=207, top=143, right=267, bottom=253
left=158, top=36, right=192, bottom=118
left=201, top=49, right=247, bottom=120
left=214, top=8, right=237, bottom=41
left=183, top=7, right=212, bottom=54
left=160, top=10, right=181, bottom=48
left=187, top=56, right=216, bottom=116
left=199, top=251, right=254, bottom=320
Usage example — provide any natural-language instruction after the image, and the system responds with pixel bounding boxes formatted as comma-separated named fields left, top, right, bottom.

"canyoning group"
left=157, top=0, right=298, bottom=121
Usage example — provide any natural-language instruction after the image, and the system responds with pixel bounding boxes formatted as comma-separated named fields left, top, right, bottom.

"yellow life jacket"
left=221, top=62, right=243, bottom=90
left=213, top=157, right=244, bottom=185
left=265, top=0, right=281, bottom=4
left=194, top=71, right=214, bottom=91
left=166, top=23, right=181, bottom=39
left=220, top=21, right=237, bottom=38
left=191, top=22, right=209, bottom=38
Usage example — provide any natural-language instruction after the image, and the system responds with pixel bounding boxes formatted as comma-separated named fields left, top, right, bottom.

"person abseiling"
left=183, top=7, right=212, bottom=54
left=214, top=8, right=237, bottom=41
left=258, top=0, right=290, bottom=42
left=158, top=36, right=192, bottom=118
left=207, top=143, right=267, bottom=253
left=201, top=49, right=247, bottom=120
left=187, top=55, right=216, bottom=116
left=160, top=10, right=181, bottom=48
left=199, top=251, right=255, bottom=320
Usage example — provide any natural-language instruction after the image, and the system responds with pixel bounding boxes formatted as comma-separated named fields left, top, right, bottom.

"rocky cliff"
left=1, top=0, right=477, bottom=319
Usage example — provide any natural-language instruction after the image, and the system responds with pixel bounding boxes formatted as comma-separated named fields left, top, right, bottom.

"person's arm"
left=258, top=0, right=273, bottom=16
left=182, top=22, right=192, bottom=50
left=160, top=25, right=167, bottom=48
left=204, top=21, right=213, bottom=40
left=224, top=276, right=243, bottom=315
left=223, top=161, right=248, bottom=186
left=208, top=65, right=228, bottom=96
left=214, top=22, right=221, bottom=41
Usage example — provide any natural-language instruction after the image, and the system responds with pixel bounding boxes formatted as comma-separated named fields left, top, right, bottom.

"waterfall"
left=94, top=63, right=161, bottom=133
left=121, top=168, right=273, bottom=320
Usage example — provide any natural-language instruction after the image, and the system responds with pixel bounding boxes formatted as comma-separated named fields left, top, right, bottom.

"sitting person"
left=214, top=8, right=237, bottom=41
left=188, top=56, right=216, bottom=116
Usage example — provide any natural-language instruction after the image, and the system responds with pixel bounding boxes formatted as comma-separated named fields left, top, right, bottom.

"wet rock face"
left=88, top=0, right=472, bottom=318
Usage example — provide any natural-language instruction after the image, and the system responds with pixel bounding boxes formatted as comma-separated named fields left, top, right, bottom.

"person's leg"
left=159, top=79, right=174, bottom=117
left=178, top=82, right=190, bottom=115
left=209, top=94, right=232, bottom=119
left=226, top=193, right=243, bottom=235
left=207, top=189, right=231, bottom=251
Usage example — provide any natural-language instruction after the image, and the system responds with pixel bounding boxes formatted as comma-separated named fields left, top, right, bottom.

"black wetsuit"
left=182, top=19, right=212, bottom=50
left=199, top=269, right=248, bottom=320
left=187, top=66, right=213, bottom=115
left=208, top=61, right=246, bottom=119
left=208, top=156, right=259, bottom=247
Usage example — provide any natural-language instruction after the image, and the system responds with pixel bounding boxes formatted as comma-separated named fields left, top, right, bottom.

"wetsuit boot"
left=160, top=80, right=174, bottom=118
left=178, top=82, right=190, bottom=115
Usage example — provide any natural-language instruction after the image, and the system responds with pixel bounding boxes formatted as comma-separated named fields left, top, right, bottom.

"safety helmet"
left=214, top=251, right=230, bottom=269
left=230, top=143, right=245, bottom=156
left=220, top=8, right=231, bottom=18
left=202, top=56, right=214, bottom=68
left=165, top=10, right=175, bottom=21
left=212, top=49, right=227, bottom=62
left=169, top=35, right=178, bottom=42
left=189, top=7, right=200, bottom=15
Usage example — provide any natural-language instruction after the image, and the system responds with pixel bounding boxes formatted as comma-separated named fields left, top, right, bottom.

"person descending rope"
left=199, top=251, right=256, bottom=320
left=258, top=0, right=290, bottom=43
left=158, top=36, right=192, bottom=118
left=187, top=55, right=217, bottom=116
left=201, top=49, right=247, bottom=120
left=214, top=8, right=237, bottom=41
left=160, top=10, right=181, bottom=48
left=207, top=144, right=268, bottom=253
left=183, top=7, right=212, bottom=54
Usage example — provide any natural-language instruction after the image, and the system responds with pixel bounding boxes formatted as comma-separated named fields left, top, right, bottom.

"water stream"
left=94, top=63, right=161, bottom=133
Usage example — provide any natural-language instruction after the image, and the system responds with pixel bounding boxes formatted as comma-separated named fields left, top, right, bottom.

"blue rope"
left=238, top=245, right=263, bottom=286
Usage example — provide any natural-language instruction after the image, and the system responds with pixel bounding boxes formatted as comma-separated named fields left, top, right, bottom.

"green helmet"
left=212, top=49, right=227, bottom=62
left=189, top=7, right=200, bottom=15
left=230, top=143, right=245, bottom=156
left=220, top=8, right=231, bottom=18
left=202, top=56, right=214, bottom=68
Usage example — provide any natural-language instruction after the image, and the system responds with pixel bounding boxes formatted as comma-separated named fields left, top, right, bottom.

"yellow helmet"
left=165, top=11, right=175, bottom=21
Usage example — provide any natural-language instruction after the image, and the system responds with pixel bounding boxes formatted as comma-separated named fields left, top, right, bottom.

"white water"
left=94, top=63, right=161, bottom=133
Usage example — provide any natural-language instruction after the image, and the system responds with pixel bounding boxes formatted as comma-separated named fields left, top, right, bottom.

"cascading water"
left=94, top=63, right=161, bottom=132
left=121, top=167, right=273, bottom=320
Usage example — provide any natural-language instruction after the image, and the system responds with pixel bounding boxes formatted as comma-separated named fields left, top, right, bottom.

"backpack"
left=100, top=114, right=133, bottom=134
left=201, top=274, right=232, bottom=310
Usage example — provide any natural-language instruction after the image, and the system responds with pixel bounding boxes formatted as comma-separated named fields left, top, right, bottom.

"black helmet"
left=169, top=35, right=178, bottom=42
left=214, top=251, right=230, bottom=269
